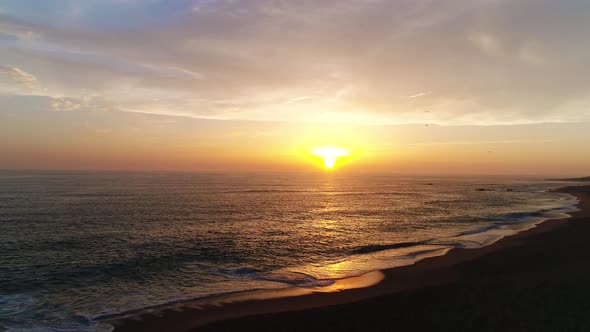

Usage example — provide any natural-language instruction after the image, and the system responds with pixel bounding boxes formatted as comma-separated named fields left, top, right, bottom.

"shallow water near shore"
left=0, top=171, right=579, bottom=331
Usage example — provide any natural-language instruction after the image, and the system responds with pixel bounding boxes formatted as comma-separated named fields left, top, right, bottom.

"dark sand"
left=111, top=185, right=590, bottom=332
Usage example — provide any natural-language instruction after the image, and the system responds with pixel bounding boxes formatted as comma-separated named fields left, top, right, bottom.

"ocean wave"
left=221, top=189, right=411, bottom=196
left=492, top=211, right=544, bottom=221
left=456, top=225, right=497, bottom=236
left=351, top=242, right=425, bottom=254
left=223, top=189, right=310, bottom=194
left=216, top=267, right=261, bottom=277
left=187, top=264, right=338, bottom=288
left=0, top=294, right=114, bottom=332
left=352, top=197, right=580, bottom=261
left=259, top=271, right=335, bottom=288
left=0, top=294, right=35, bottom=319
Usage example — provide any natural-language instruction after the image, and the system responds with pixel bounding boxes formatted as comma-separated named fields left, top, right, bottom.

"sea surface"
left=0, top=171, right=579, bottom=331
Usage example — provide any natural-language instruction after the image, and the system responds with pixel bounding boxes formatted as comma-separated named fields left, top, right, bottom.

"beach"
left=109, top=184, right=590, bottom=331
left=5, top=2, right=590, bottom=331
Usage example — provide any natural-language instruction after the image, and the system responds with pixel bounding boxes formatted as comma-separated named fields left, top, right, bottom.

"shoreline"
left=108, top=185, right=590, bottom=332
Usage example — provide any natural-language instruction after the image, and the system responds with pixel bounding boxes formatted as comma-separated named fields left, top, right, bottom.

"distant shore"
left=110, top=185, right=590, bottom=332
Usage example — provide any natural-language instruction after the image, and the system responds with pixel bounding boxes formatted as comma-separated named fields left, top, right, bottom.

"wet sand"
left=110, top=185, right=590, bottom=332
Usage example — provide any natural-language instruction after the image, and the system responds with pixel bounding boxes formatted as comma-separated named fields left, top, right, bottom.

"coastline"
left=108, top=184, right=590, bottom=332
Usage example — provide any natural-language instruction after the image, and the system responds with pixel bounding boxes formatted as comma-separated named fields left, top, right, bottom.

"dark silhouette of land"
left=553, top=176, right=590, bottom=182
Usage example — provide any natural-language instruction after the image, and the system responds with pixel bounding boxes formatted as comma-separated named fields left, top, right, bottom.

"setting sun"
left=311, top=146, right=350, bottom=169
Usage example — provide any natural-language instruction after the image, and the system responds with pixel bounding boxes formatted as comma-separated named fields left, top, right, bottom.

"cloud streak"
left=0, top=65, right=40, bottom=91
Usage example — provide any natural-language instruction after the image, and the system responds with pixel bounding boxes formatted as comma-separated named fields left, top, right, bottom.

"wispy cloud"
left=408, top=139, right=554, bottom=147
left=402, top=91, right=432, bottom=99
left=0, top=65, right=40, bottom=91
left=468, top=32, right=502, bottom=56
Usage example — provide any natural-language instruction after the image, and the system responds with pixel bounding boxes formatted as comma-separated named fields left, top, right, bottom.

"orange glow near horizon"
left=1, top=108, right=590, bottom=176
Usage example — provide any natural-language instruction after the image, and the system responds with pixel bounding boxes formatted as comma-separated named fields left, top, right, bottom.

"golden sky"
left=1, top=1, right=590, bottom=175
left=1, top=108, right=589, bottom=175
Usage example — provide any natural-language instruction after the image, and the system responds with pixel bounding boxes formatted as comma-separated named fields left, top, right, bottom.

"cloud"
left=1, top=0, right=590, bottom=125
left=0, top=63, right=113, bottom=113
left=519, top=43, right=545, bottom=66
left=402, top=91, right=433, bottom=99
left=49, top=95, right=114, bottom=112
left=0, top=14, right=42, bottom=40
left=0, top=65, right=40, bottom=91
left=468, top=32, right=502, bottom=56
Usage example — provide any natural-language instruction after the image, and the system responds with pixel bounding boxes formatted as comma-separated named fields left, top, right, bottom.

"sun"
left=311, top=146, right=350, bottom=169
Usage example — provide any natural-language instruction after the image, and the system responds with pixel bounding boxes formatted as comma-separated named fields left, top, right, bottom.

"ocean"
left=0, top=171, right=578, bottom=331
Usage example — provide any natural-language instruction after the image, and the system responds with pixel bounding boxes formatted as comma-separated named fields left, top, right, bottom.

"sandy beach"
left=109, top=184, right=590, bottom=332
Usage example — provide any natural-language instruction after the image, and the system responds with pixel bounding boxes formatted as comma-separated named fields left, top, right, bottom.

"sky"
left=1, top=0, right=590, bottom=175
